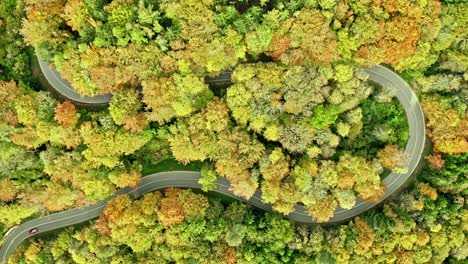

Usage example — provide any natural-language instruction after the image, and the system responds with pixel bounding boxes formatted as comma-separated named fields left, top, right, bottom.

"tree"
left=269, top=9, right=337, bottom=65
left=419, top=153, right=467, bottom=194
left=0, top=204, right=38, bottom=227
left=0, top=0, right=31, bottom=81
left=169, top=98, right=265, bottom=199
left=377, top=145, right=408, bottom=173
left=80, top=121, right=153, bottom=168
left=0, top=179, right=17, bottom=202
left=62, top=0, right=90, bottom=33
left=413, top=74, right=465, bottom=94
left=108, top=167, right=142, bottom=189
left=142, top=74, right=213, bottom=124
left=21, top=0, right=71, bottom=52
left=19, top=181, right=85, bottom=212
left=336, top=154, right=384, bottom=202
left=54, top=101, right=80, bottom=128
left=227, top=63, right=371, bottom=155
left=199, top=163, right=218, bottom=191
left=109, top=88, right=147, bottom=132
left=422, top=96, right=467, bottom=154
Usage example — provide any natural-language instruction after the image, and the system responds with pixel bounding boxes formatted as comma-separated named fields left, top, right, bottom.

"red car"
left=29, top=228, right=38, bottom=235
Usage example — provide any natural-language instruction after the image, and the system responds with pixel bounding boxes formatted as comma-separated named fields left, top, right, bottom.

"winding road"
left=0, top=64, right=426, bottom=264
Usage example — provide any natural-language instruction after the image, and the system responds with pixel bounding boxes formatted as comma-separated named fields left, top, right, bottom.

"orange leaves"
left=158, top=188, right=209, bottom=227
left=0, top=109, right=19, bottom=126
left=0, top=81, right=22, bottom=105
left=89, top=66, right=119, bottom=94
left=177, top=189, right=209, bottom=220
left=97, top=189, right=210, bottom=236
left=96, top=194, right=133, bottom=236
left=54, top=101, right=79, bottom=128
left=271, top=36, right=291, bottom=60
left=426, top=153, right=445, bottom=170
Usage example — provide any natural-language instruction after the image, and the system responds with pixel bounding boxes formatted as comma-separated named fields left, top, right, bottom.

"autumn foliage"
left=54, top=101, right=79, bottom=128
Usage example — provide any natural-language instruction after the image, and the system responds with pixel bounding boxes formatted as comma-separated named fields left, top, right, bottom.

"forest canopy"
left=0, top=0, right=467, bottom=263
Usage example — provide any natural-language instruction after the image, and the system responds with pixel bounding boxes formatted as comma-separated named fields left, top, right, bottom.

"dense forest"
left=0, top=0, right=466, bottom=263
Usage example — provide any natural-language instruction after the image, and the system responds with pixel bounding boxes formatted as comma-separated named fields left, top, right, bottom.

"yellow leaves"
left=14, top=95, right=38, bottom=126
left=140, top=192, right=161, bottom=216
left=356, top=181, right=385, bottom=202
left=203, top=100, right=230, bottom=132
left=37, top=121, right=81, bottom=149
left=158, top=189, right=185, bottom=227
left=177, top=189, right=209, bottom=220
left=143, top=74, right=213, bottom=124
left=88, top=66, right=118, bottom=94
left=415, top=231, right=430, bottom=247
left=39, top=181, right=83, bottom=211
left=377, top=145, right=409, bottom=172
left=0, top=179, right=17, bottom=202
left=143, top=77, right=177, bottom=124
left=217, top=127, right=265, bottom=174
left=281, top=9, right=338, bottom=65
left=109, top=169, right=142, bottom=189
left=0, top=204, right=38, bottom=227
left=80, top=122, right=153, bottom=168
left=63, top=0, right=89, bottom=32
left=307, top=195, right=338, bottom=223
left=260, top=148, right=289, bottom=182
left=337, top=154, right=384, bottom=202
left=24, top=240, right=43, bottom=262
left=229, top=178, right=259, bottom=200
left=0, top=81, right=22, bottom=106
left=337, top=173, right=355, bottom=190
left=354, top=217, right=376, bottom=256
left=422, top=96, right=468, bottom=154
left=9, top=127, right=45, bottom=149
left=157, top=188, right=210, bottom=226
left=418, top=183, right=438, bottom=201
left=122, top=113, right=148, bottom=132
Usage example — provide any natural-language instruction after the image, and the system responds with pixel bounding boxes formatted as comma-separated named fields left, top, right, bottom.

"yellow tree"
left=422, top=96, right=468, bottom=154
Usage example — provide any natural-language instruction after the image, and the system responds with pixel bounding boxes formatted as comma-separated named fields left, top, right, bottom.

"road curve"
left=37, top=59, right=113, bottom=105
left=0, top=65, right=426, bottom=264
left=37, top=58, right=232, bottom=106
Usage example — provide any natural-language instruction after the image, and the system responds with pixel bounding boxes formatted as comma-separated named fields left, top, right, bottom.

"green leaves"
left=309, top=105, right=340, bottom=130
left=199, top=164, right=218, bottom=192
left=225, top=224, right=247, bottom=246
left=80, top=122, right=153, bottom=168
left=419, top=154, right=468, bottom=195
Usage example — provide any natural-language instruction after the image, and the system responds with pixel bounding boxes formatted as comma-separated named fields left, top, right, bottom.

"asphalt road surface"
left=37, top=59, right=113, bottom=105
left=0, top=65, right=426, bottom=264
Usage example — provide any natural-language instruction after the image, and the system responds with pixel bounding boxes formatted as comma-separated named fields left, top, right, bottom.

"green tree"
left=80, top=121, right=153, bottom=168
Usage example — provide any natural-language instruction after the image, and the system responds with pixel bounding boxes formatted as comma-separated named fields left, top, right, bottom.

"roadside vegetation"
left=0, top=0, right=466, bottom=263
